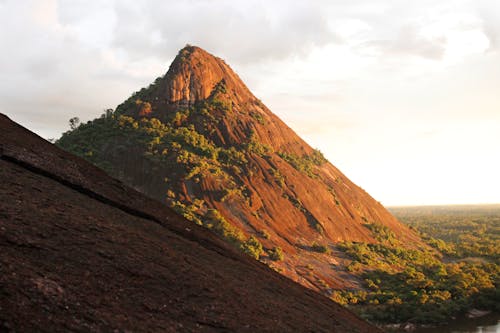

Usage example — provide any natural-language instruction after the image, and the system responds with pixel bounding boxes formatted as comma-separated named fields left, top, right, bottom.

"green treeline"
left=332, top=210, right=500, bottom=324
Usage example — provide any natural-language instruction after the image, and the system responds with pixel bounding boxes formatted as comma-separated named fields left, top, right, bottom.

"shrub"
left=259, top=229, right=271, bottom=239
left=277, top=151, right=316, bottom=178
left=245, top=132, right=273, bottom=156
left=269, top=168, right=285, bottom=188
left=242, top=236, right=264, bottom=260
left=205, top=209, right=245, bottom=246
left=268, top=246, right=284, bottom=261
left=250, top=111, right=266, bottom=125
left=311, top=242, right=331, bottom=254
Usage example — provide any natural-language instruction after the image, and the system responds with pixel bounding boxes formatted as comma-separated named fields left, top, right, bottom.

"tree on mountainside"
left=69, top=117, right=80, bottom=130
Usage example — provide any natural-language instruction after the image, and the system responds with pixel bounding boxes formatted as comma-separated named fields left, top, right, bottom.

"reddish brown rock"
left=0, top=113, right=381, bottom=332
left=102, top=46, right=425, bottom=291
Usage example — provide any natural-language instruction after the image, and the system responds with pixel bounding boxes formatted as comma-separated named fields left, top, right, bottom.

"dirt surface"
left=0, top=113, right=382, bottom=332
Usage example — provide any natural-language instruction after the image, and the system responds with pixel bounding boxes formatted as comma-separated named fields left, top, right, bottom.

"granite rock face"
left=0, top=113, right=381, bottom=332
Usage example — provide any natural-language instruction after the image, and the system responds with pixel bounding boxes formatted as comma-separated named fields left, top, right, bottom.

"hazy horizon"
left=2, top=0, right=499, bottom=206
left=387, top=202, right=500, bottom=208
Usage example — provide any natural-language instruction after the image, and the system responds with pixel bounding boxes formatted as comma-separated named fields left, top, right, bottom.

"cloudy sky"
left=1, top=0, right=499, bottom=206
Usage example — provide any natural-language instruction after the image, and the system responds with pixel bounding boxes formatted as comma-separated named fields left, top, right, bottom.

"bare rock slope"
left=0, top=113, right=381, bottom=332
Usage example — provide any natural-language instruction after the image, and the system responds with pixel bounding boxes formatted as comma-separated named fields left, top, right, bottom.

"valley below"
left=380, top=205, right=500, bottom=330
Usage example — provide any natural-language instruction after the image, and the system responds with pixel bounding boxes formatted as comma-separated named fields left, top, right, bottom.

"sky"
left=1, top=0, right=499, bottom=206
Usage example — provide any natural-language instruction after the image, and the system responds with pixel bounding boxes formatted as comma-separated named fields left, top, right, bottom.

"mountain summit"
left=58, top=45, right=424, bottom=293
left=118, top=45, right=312, bottom=154
left=160, top=45, right=255, bottom=105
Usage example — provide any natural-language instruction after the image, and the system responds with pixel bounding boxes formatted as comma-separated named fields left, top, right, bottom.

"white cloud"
left=1, top=0, right=499, bottom=204
left=110, top=0, right=339, bottom=63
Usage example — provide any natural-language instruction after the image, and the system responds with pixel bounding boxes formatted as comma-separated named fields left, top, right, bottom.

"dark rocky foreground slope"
left=0, top=113, right=381, bottom=332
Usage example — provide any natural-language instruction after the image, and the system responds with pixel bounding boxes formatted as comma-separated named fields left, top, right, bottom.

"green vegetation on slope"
left=57, top=111, right=264, bottom=256
left=331, top=208, right=500, bottom=325
left=277, top=149, right=326, bottom=178
left=56, top=82, right=323, bottom=260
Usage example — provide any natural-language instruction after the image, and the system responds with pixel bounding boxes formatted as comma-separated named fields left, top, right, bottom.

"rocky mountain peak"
left=58, top=46, right=425, bottom=297
left=161, top=45, right=254, bottom=106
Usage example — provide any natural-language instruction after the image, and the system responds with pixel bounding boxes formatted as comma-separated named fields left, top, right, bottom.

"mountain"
left=57, top=45, right=424, bottom=292
left=0, top=113, right=381, bottom=332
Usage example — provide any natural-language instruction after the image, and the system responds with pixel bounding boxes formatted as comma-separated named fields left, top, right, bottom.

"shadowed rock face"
left=0, top=113, right=381, bottom=332
left=57, top=46, right=425, bottom=292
